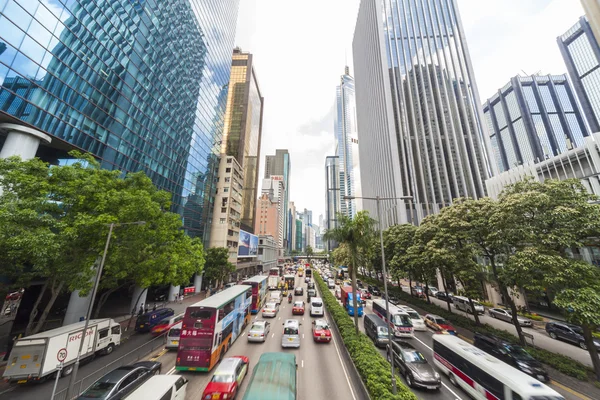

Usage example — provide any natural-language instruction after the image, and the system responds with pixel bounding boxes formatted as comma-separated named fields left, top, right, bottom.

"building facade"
left=257, top=177, right=285, bottom=248
left=221, top=48, right=264, bottom=233
left=558, top=16, right=600, bottom=133
left=288, top=200, right=297, bottom=251
left=295, top=219, right=303, bottom=252
left=325, top=155, right=340, bottom=250
left=335, top=66, right=362, bottom=217
left=353, top=0, right=493, bottom=226
left=257, top=235, right=279, bottom=273
left=581, top=0, right=600, bottom=46
left=264, top=149, right=291, bottom=250
left=484, top=74, right=589, bottom=174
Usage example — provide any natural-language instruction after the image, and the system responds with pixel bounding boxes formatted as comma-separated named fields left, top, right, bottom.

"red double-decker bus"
left=241, top=275, right=268, bottom=314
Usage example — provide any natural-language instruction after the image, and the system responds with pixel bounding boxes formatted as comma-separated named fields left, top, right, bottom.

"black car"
left=368, top=285, right=381, bottom=296
left=474, top=332, right=549, bottom=382
left=388, top=341, right=441, bottom=390
left=77, top=361, right=161, bottom=400
left=546, top=321, right=600, bottom=351
left=435, top=291, right=454, bottom=303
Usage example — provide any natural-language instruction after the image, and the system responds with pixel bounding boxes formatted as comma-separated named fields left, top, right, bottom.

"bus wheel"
left=449, top=373, right=457, bottom=386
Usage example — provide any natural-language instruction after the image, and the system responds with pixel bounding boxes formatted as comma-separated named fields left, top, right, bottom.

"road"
left=1, top=276, right=365, bottom=400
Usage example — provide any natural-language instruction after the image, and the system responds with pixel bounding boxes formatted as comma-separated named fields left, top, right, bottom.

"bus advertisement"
left=176, top=285, right=252, bottom=372
left=242, top=275, right=268, bottom=314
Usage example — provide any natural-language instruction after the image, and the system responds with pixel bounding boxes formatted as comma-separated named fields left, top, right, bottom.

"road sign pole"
left=50, top=362, right=63, bottom=400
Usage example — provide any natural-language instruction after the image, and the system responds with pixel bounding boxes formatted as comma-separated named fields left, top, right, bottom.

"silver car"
left=262, top=302, right=279, bottom=318
left=488, top=308, right=533, bottom=327
left=247, top=320, right=270, bottom=343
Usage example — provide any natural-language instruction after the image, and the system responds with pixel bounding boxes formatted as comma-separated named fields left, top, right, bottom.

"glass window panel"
left=566, top=113, right=585, bottom=147
left=11, top=51, right=38, bottom=78
left=33, top=2, right=58, bottom=31
left=26, top=19, right=52, bottom=48
left=582, top=69, right=600, bottom=123
left=504, top=90, right=521, bottom=122
left=548, top=114, right=567, bottom=153
left=490, top=134, right=505, bottom=172
left=538, top=85, right=556, bottom=112
left=522, top=85, right=539, bottom=113
left=14, top=0, right=37, bottom=14
left=501, top=127, right=518, bottom=168
left=0, top=16, right=26, bottom=48
left=19, top=35, right=45, bottom=64
left=554, top=84, right=574, bottom=112
left=532, top=114, right=553, bottom=158
left=0, top=0, right=8, bottom=12
left=493, top=101, right=507, bottom=129
left=567, top=33, right=598, bottom=76
left=3, top=1, right=32, bottom=31
left=512, top=119, right=535, bottom=163
left=0, top=40, right=18, bottom=66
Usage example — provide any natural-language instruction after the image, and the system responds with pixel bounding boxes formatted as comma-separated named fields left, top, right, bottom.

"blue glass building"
left=0, top=0, right=240, bottom=243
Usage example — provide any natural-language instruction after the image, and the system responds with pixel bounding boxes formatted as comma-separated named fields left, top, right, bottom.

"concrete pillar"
left=0, top=123, right=52, bottom=160
left=130, top=286, right=147, bottom=314
left=194, top=274, right=203, bottom=294
left=63, top=290, right=92, bottom=326
left=168, top=285, right=180, bottom=302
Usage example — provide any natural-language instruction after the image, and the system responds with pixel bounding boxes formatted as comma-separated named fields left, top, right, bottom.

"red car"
left=292, top=301, right=305, bottom=315
left=424, top=314, right=456, bottom=335
left=360, top=289, right=371, bottom=300
left=312, top=319, right=332, bottom=343
left=202, top=356, right=249, bottom=400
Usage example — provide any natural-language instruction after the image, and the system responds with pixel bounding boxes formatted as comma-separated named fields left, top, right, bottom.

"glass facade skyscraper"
left=484, top=74, right=588, bottom=173
left=0, top=0, right=240, bottom=243
left=264, top=149, right=290, bottom=251
left=324, top=155, right=340, bottom=251
left=353, top=0, right=494, bottom=226
left=558, top=16, right=600, bottom=133
left=334, top=66, right=362, bottom=218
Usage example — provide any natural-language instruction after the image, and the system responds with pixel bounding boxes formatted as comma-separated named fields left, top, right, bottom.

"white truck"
left=3, top=318, right=121, bottom=383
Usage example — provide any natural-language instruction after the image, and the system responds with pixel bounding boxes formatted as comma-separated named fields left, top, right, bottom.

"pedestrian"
left=152, top=303, right=157, bottom=311
left=144, top=303, right=149, bottom=313
left=178, top=293, right=183, bottom=304
left=174, top=293, right=178, bottom=303
left=138, top=303, right=144, bottom=316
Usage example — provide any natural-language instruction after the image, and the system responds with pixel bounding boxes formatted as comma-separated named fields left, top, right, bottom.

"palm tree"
left=323, top=211, right=375, bottom=333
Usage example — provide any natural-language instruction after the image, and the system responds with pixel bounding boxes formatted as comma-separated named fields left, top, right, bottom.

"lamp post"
left=66, top=221, right=146, bottom=399
left=344, top=195, right=412, bottom=394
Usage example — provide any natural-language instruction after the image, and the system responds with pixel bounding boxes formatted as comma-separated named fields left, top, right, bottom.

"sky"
left=234, top=0, right=585, bottom=223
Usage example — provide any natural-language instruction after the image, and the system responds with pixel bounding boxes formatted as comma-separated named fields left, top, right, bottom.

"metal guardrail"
left=52, top=333, right=167, bottom=400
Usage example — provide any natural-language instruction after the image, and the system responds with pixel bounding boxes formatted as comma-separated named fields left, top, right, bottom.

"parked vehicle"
left=388, top=341, right=441, bottom=390
left=411, top=286, right=426, bottom=299
left=165, top=322, right=182, bottom=350
left=77, top=361, right=161, bottom=400
left=546, top=321, right=600, bottom=350
left=127, top=375, right=187, bottom=400
left=3, top=319, right=121, bottom=383
left=453, top=296, right=485, bottom=315
left=424, top=314, right=456, bottom=335
left=247, top=321, right=271, bottom=343
left=201, top=356, right=249, bottom=400
left=435, top=291, right=454, bottom=303
left=488, top=308, right=533, bottom=327
left=428, top=287, right=439, bottom=297
left=364, top=314, right=390, bottom=348
left=151, top=313, right=184, bottom=335
left=242, top=353, right=297, bottom=400
left=282, top=319, right=301, bottom=348
left=312, top=319, right=332, bottom=343
left=474, top=332, right=549, bottom=382
left=341, top=286, right=363, bottom=316
left=135, top=308, right=175, bottom=333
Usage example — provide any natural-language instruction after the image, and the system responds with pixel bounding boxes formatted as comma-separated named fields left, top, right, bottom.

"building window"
left=221, top=207, right=227, bottom=213
left=226, top=168, right=231, bottom=173
left=227, top=158, right=232, bottom=163
left=220, top=218, right=226, bottom=224
left=224, top=187, right=229, bottom=192
left=225, top=177, right=230, bottom=182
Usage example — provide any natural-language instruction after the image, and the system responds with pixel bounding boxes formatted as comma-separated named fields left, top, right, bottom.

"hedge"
left=359, top=275, right=594, bottom=382
left=314, top=272, right=417, bottom=400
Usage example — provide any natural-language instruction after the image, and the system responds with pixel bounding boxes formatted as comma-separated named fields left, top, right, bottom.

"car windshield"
left=572, top=326, right=584, bottom=335
left=284, top=327, right=298, bottom=335
left=377, top=326, right=389, bottom=336
left=294, top=302, right=303, bottom=307
left=312, top=301, right=322, bottom=307
left=79, top=381, right=116, bottom=399
left=402, top=349, right=427, bottom=363
left=434, top=317, right=447, bottom=324
left=315, top=321, right=329, bottom=330
left=265, top=303, right=276, bottom=309
left=168, top=328, right=181, bottom=337
left=211, top=373, right=234, bottom=383
left=506, top=344, right=535, bottom=361
left=250, top=324, right=264, bottom=331
left=393, top=314, right=411, bottom=326
left=406, top=311, right=420, bottom=319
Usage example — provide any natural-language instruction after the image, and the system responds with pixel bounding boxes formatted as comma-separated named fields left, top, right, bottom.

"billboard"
left=238, top=230, right=258, bottom=257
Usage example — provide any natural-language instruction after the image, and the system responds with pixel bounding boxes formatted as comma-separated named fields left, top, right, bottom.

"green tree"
left=305, top=245, right=314, bottom=266
left=323, top=211, right=375, bottom=333
left=384, top=224, right=417, bottom=289
left=331, top=243, right=351, bottom=268
left=204, top=247, right=235, bottom=288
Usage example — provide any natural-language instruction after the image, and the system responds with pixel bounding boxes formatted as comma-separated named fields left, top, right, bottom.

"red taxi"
left=292, top=301, right=305, bottom=315
left=151, top=313, right=184, bottom=336
left=424, top=314, right=456, bottom=335
left=202, top=356, right=249, bottom=400
left=312, top=319, right=332, bottom=343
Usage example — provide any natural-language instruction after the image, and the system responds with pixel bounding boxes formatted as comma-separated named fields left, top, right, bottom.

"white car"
left=262, top=302, right=279, bottom=318
left=247, top=320, right=270, bottom=343
left=327, top=279, right=335, bottom=289
left=404, top=308, right=427, bottom=331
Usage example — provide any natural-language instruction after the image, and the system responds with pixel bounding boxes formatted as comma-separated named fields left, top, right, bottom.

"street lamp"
left=66, top=221, right=146, bottom=399
left=344, top=195, right=412, bottom=394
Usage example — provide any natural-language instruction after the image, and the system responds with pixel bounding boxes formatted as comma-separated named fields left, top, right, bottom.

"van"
left=269, top=291, right=282, bottom=305
left=364, top=314, right=389, bottom=348
left=453, top=296, right=484, bottom=315
left=135, top=308, right=175, bottom=332
left=310, top=297, right=324, bottom=317
left=165, top=321, right=182, bottom=350
left=281, top=319, right=301, bottom=348
left=127, top=374, right=188, bottom=400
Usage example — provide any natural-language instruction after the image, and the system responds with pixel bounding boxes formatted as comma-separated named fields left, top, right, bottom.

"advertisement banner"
left=238, top=230, right=258, bottom=257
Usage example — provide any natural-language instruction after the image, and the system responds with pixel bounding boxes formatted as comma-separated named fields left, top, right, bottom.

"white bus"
left=433, top=334, right=564, bottom=400
left=372, top=299, right=413, bottom=338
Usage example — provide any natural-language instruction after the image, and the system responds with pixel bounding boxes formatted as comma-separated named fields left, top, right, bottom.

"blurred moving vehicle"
left=247, top=321, right=271, bottom=343
left=310, top=297, right=324, bottom=317
left=282, top=319, right=301, bottom=348
left=294, top=287, right=304, bottom=296
left=368, top=285, right=381, bottom=296
left=201, top=356, right=249, bottom=400
left=327, top=279, right=335, bottom=289
left=360, top=289, right=371, bottom=300
left=372, top=300, right=413, bottom=338
left=435, top=291, right=454, bottom=303
left=424, top=314, right=456, bottom=335
left=312, top=319, right=332, bottom=343
left=411, top=286, right=426, bottom=299
left=136, top=308, right=175, bottom=333
left=453, top=296, right=485, bottom=315
left=127, top=375, right=188, bottom=400
left=488, top=308, right=533, bottom=327
left=403, top=308, right=426, bottom=331
left=242, top=353, right=297, bottom=400
left=77, top=361, right=161, bottom=400
left=151, top=313, right=184, bottom=336
left=388, top=341, right=441, bottom=390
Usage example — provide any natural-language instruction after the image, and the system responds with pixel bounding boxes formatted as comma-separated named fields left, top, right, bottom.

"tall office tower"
left=0, top=0, right=240, bottom=245
left=264, top=149, right=291, bottom=250
left=353, top=0, right=494, bottom=226
left=334, top=66, right=362, bottom=217
left=221, top=48, right=264, bottom=233
left=581, top=0, right=600, bottom=45
left=288, top=201, right=297, bottom=251
left=295, top=219, right=303, bottom=252
left=261, top=177, right=285, bottom=248
left=255, top=192, right=282, bottom=248
left=484, top=74, right=589, bottom=173
left=558, top=16, right=600, bottom=133
left=325, top=156, right=340, bottom=250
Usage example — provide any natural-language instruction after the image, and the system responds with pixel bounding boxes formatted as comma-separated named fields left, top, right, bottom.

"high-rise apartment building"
left=255, top=192, right=282, bottom=247
left=0, top=0, right=240, bottom=244
left=295, top=219, right=303, bottom=252
left=325, top=155, right=340, bottom=250
left=288, top=201, right=297, bottom=251
left=259, top=177, right=285, bottom=248
left=484, top=74, right=588, bottom=173
left=558, top=16, right=600, bottom=133
left=264, top=149, right=291, bottom=250
left=335, top=66, right=362, bottom=217
left=221, top=48, right=264, bottom=233
left=353, top=0, right=493, bottom=226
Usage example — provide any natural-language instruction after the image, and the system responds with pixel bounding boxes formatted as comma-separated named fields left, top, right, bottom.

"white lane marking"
left=272, top=333, right=275, bottom=338
left=301, top=359, right=304, bottom=368
left=412, top=335, right=465, bottom=400
left=166, top=366, right=176, bottom=375
left=278, top=316, right=281, bottom=320
left=302, top=334, right=305, bottom=339
left=330, top=323, right=358, bottom=400
left=0, top=387, right=15, bottom=396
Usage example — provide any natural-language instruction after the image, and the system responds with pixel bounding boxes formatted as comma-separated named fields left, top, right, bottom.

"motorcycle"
left=288, top=294, right=293, bottom=303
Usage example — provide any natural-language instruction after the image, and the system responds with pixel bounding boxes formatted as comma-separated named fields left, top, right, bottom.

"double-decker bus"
left=242, top=275, right=268, bottom=314
left=267, top=267, right=280, bottom=290
left=176, top=285, right=252, bottom=372
left=372, top=299, right=413, bottom=338
left=433, top=334, right=563, bottom=400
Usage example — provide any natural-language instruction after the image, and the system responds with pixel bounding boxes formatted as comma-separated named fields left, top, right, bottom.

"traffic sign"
left=57, top=348, right=67, bottom=362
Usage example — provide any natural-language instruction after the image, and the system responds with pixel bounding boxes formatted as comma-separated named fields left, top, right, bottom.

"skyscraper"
left=335, top=66, right=362, bottom=217
left=353, top=0, right=494, bottom=226
left=325, top=155, right=340, bottom=250
left=0, top=0, right=240, bottom=245
left=484, top=74, right=588, bottom=173
left=581, top=0, right=600, bottom=45
left=260, top=177, right=285, bottom=248
left=264, top=149, right=291, bottom=250
left=558, top=16, right=600, bottom=133
left=221, top=48, right=264, bottom=233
